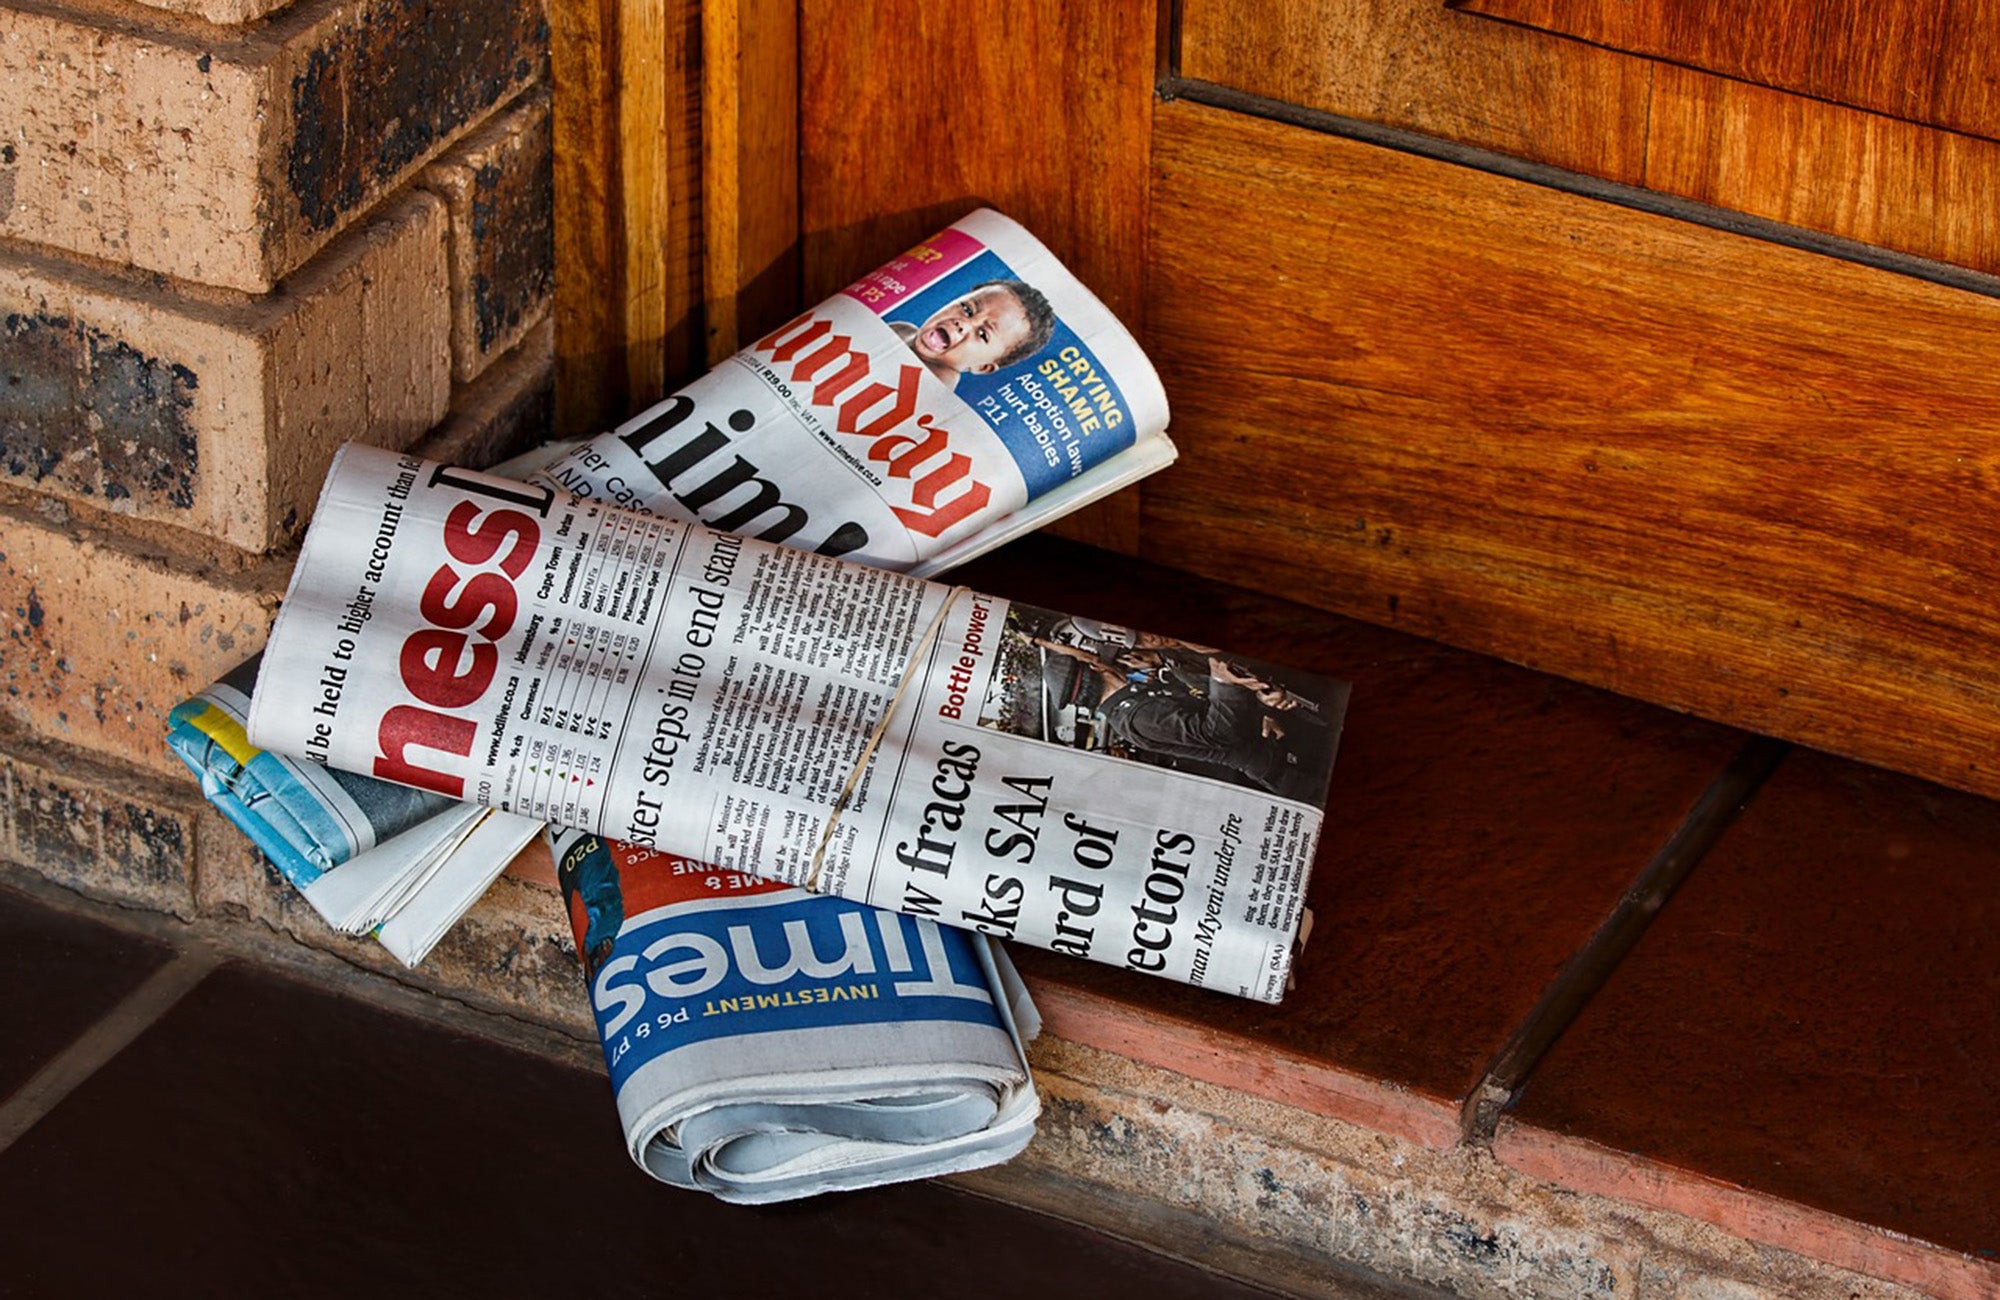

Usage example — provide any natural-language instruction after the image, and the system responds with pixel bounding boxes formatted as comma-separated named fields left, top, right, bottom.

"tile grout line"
left=1460, top=735, right=1792, bottom=1142
left=0, top=865, right=601, bottom=1073
left=0, top=946, right=225, bottom=1155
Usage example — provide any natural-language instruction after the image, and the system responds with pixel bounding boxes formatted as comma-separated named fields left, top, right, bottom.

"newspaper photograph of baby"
left=980, top=604, right=1340, bottom=805
left=548, top=208, right=1173, bottom=578
left=849, top=213, right=1143, bottom=505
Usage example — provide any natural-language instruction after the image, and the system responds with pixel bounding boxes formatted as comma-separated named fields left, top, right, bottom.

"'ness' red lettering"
left=376, top=467, right=552, bottom=797
left=755, top=312, right=991, bottom=537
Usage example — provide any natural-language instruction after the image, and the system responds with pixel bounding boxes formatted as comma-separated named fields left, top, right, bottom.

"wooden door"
left=554, top=0, right=2000, bottom=804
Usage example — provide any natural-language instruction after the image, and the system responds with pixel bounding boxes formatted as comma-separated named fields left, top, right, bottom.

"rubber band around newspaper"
left=805, top=585, right=971, bottom=893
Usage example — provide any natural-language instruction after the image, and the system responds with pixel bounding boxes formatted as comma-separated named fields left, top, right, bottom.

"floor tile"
left=0, top=882, right=175, bottom=1102
left=955, top=538, right=1749, bottom=1143
left=1498, top=748, right=1999, bottom=1297
left=0, top=960, right=1276, bottom=1298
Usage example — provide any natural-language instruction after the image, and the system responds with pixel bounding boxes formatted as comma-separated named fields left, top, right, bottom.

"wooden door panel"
left=1142, top=100, right=2000, bottom=800
left=796, top=0, right=1156, bottom=319
left=1179, top=0, right=1651, bottom=183
left=1643, top=66, right=2000, bottom=279
left=551, top=0, right=703, bottom=436
left=1182, top=0, right=2000, bottom=279
left=1457, top=0, right=2000, bottom=144
left=794, top=0, right=1159, bottom=552
left=703, top=0, right=801, bottom=363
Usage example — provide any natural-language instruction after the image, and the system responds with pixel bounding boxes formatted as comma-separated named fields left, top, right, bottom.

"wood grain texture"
left=1142, top=100, right=2000, bottom=800
left=1458, top=0, right=2000, bottom=145
left=702, top=0, right=799, bottom=363
left=1178, top=0, right=1653, bottom=184
left=550, top=0, right=702, bottom=437
left=1643, top=65, right=2000, bottom=277
left=616, top=0, right=675, bottom=408
left=656, top=0, right=705, bottom=396
left=794, top=0, right=1160, bottom=553
left=1189, top=0, right=2000, bottom=280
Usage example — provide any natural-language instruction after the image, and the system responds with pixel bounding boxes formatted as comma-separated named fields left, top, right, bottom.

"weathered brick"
left=414, top=316, right=554, bottom=470
left=0, top=507, right=287, bottom=777
left=0, top=0, right=547, bottom=292
left=420, top=89, right=554, bottom=383
left=0, top=728, right=199, bottom=916
left=192, top=803, right=372, bottom=944
left=1, top=190, right=451, bottom=551
left=125, top=0, right=298, bottom=28
left=196, top=816, right=591, bottom=1036
left=419, top=872, right=593, bottom=1034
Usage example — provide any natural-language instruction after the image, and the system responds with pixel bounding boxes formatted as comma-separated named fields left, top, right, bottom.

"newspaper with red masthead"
left=249, top=446, right=1349, bottom=1001
left=539, top=207, right=1175, bottom=574
left=167, top=208, right=1174, bottom=963
left=189, top=209, right=1196, bottom=1200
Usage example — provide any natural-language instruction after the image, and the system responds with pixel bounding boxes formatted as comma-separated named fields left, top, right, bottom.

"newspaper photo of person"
left=250, top=447, right=1346, bottom=1000
left=887, top=278, right=1057, bottom=390
left=980, top=604, right=1338, bottom=804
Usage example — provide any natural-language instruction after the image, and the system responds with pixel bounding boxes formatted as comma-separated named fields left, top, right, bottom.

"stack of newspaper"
left=171, top=211, right=1247, bottom=1199
left=170, top=209, right=1177, bottom=964
left=256, top=444, right=1348, bottom=1000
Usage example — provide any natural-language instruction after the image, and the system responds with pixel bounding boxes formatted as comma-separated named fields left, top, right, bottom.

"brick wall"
left=0, top=0, right=556, bottom=944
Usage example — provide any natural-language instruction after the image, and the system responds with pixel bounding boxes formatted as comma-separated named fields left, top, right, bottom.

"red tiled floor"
left=951, top=538, right=1750, bottom=1146
left=0, top=882, right=174, bottom=1101
left=1496, top=748, right=2000, bottom=1299
left=0, top=957, right=1283, bottom=1298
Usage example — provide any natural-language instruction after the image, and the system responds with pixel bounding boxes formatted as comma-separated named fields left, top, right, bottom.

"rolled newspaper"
left=167, top=209, right=1174, bottom=957
left=548, top=829, right=1038, bottom=1201
left=172, top=209, right=1173, bottom=1200
left=250, top=446, right=1348, bottom=1002
left=538, top=207, right=1173, bottom=574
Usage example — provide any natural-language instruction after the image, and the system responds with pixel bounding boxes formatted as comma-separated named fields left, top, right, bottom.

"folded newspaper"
left=250, top=444, right=1349, bottom=1002
left=166, top=656, right=546, bottom=963
left=167, top=209, right=1175, bottom=961
left=170, top=209, right=1172, bottom=1200
left=548, top=828, right=1039, bottom=1200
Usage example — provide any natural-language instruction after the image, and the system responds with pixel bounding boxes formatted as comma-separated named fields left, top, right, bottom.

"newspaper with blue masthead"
left=547, top=829, right=1039, bottom=1201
